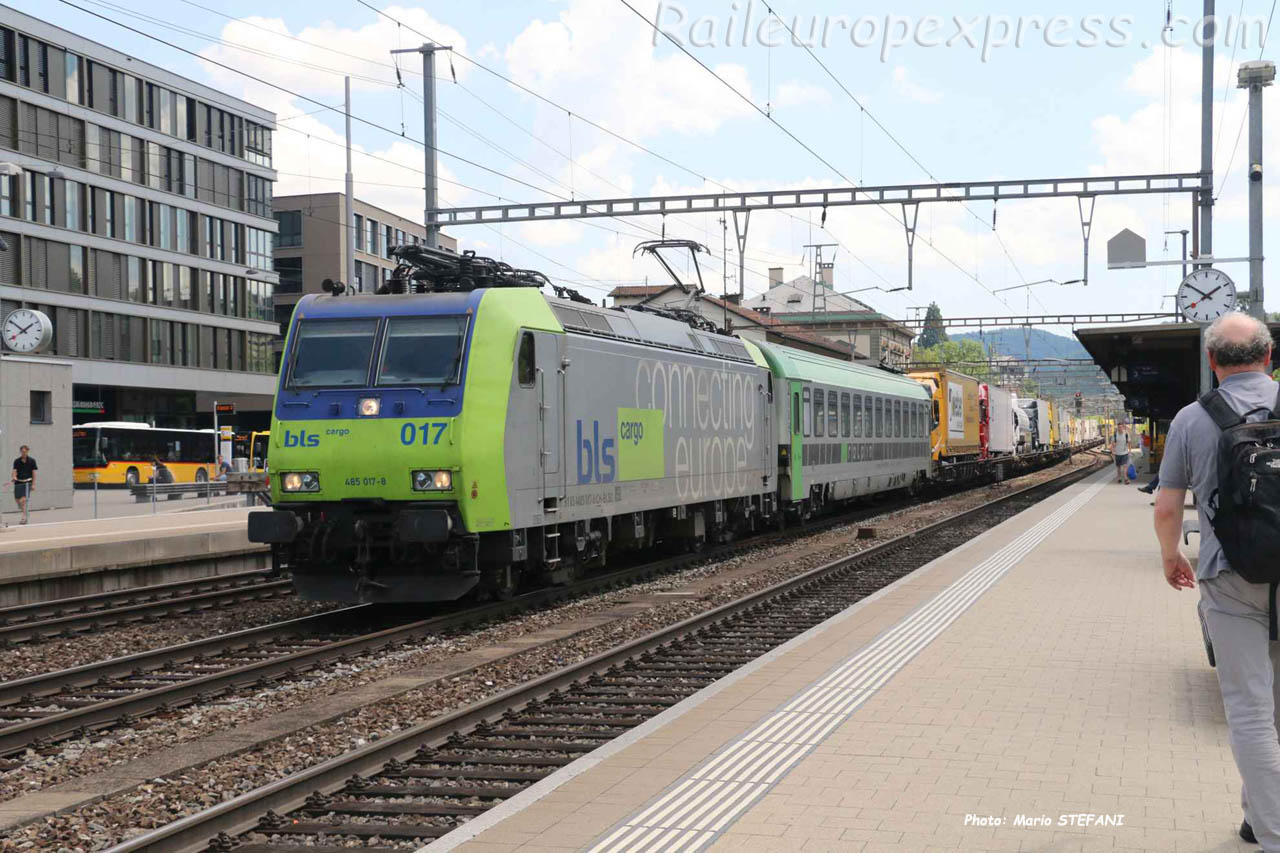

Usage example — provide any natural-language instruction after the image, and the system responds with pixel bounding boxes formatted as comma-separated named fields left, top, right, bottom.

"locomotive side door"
left=534, top=331, right=566, bottom=504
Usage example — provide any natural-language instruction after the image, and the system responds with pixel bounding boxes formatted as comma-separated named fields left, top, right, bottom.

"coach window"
left=864, top=396, right=873, bottom=438
left=852, top=394, right=862, bottom=437
left=875, top=397, right=884, bottom=437
left=814, top=389, right=824, bottom=437
left=894, top=400, right=902, bottom=438
left=841, top=392, right=851, bottom=438
left=828, top=392, right=839, bottom=437
left=793, top=391, right=801, bottom=434
left=517, top=332, right=535, bottom=387
left=802, top=387, right=812, bottom=436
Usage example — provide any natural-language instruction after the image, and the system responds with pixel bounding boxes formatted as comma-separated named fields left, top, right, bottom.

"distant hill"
left=951, top=328, right=1089, bottom=361
left=949, top=328, right=1112, bottom=398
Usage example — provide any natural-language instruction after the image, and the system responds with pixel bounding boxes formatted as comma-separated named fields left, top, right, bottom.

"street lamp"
left=1238, top=59, right=1275, bottom=320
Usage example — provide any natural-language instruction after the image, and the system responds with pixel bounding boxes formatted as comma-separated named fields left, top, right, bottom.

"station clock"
left=2, top=308, right=53, bottom=354
left=1176, top=268, right=1237, bottom=324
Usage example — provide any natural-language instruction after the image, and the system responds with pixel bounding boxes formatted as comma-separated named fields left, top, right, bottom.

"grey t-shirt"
left=1159, top=370, right=1280, bottom=580
left=1113, top=432, right=1130, bottom=455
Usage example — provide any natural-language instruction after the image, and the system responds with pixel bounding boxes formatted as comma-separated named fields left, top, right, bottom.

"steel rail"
left=0, top=572, right=290, bottom=645
left=106, top=460, right=1104, bottom=853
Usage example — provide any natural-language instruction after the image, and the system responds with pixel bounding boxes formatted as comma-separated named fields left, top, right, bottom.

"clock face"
left=1177, top=269, right=1237, bottom=324
left=2, top=309, right=52, bottom=353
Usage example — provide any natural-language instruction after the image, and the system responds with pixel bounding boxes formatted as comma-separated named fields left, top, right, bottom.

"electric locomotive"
left=250, top=246, right=781, bottom=602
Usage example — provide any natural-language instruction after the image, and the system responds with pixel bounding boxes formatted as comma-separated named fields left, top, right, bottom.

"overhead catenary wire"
left=757, top=2, right=1039, bottom=310
left=617, top=0, right=1016, bottom=311
left=348, top=0, right=893, bottom=295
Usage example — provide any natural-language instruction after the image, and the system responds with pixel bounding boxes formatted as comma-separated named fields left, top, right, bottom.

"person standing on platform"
left=1111, top=424, right=1132, bottom=484
left=9, top=445, right=36, bottom=525
left=1154, top=312, right=1280, bottom=848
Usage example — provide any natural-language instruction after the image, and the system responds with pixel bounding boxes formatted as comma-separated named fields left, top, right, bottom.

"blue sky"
left=17, top=0, right=1279, bottom=327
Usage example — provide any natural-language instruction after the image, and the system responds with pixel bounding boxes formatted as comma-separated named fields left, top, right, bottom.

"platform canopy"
left=1075, top=321, right=1280, bottom=421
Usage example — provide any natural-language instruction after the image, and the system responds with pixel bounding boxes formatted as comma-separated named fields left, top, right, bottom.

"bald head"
left=1205, top=312, right=1274, bottom=377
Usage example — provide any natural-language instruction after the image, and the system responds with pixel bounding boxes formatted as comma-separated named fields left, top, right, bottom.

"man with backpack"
left=1154, top=311, right=1280, bottom=848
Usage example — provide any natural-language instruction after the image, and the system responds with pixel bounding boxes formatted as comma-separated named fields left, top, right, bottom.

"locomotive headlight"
left=358, top=397, right=381, bottom=417
left=281, top=471, right=320, bottom=492
left=412, top=469, right=453, bottom=491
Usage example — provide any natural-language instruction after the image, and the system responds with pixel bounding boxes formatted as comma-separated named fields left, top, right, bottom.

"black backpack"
left=1200, top=385, right=1280, bottom=639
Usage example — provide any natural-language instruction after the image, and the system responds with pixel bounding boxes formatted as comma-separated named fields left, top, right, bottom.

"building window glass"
left=366, top=218, right=377, bottom=254
left=102, top=190, right=114, bottom=238
left=383, top=224, right=393, bottom=259
left=123, top=75, right=137, bottom=122
left=65, top=52, right=79, bottom=102
left=30, top=390, right=51, bottom=424
left=273, top=256, right=302, bottom=294
left=0, top=176, right=13, bottom=217
left=123, top=196, right=136, bottom=242
left=23, top=172, right=35, bottom=220
left=245, top=226, right=272, bottom=270
left=175, top=210, right=188, bottom=254
left=69, top=246, right=84, bottom=293
left=247, top=279, right=273, bottom=320
left=274, top=210, right=301, bottom=247
left=353, top=213, right=364, bottom=251
left=65, top=180, right=79, bottom=231
left=119, top=135, right=132, bottom=183
left=126, top=256, right=143, bottom=302
left=177, top=266, right=192, bottom=309
left=41, top=175, right=53, bottom=224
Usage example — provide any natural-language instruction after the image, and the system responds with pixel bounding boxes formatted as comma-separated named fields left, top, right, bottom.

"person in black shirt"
left=10, top=445, right=36, bottom=525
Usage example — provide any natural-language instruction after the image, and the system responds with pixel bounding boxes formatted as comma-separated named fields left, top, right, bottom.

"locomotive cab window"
left=289, top=318, right=379, bottom=388
left=377, top=316, right=470, bottom=386
left=517, top=331, right=536, bottom=387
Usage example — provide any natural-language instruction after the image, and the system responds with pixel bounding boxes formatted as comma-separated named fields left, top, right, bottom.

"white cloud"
left=891, top=65, right=942, bottom=105
left=503, top=0, right=755, bottom=140
left=773, top=81, right=830, bottom=110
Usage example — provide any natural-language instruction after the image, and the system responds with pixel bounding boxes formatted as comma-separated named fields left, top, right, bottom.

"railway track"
left=107, top=460, right=1103, bottom=853
left=0, top=451, right=1093, bottom=760
left=0, top=494, right=891, bottom=758
left=0, top=571, right=291, bottom=645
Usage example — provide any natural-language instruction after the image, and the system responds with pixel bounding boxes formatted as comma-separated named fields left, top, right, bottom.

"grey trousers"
left=1201, top=570, right=1280, bottom=850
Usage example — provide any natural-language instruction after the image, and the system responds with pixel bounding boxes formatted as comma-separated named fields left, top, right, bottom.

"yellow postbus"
left=73, top=422, right=217, bottom=485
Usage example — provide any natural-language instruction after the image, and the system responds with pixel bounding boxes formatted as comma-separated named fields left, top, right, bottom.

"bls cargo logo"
left=282, top=429, right=320, bottom=448
left=577, top=408, right=665, bottom=485
left=576, top=420, right=616, bottom=484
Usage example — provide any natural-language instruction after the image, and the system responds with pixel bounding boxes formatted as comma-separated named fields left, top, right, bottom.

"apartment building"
left=0, top=9, right=279, bottom=429
left=272, top=192, right=455, bottom=337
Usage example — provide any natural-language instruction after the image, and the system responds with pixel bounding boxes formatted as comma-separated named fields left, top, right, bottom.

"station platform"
left=0, top=507, right=266, bottom=605
left=434, top=470, right=1249, bottom=852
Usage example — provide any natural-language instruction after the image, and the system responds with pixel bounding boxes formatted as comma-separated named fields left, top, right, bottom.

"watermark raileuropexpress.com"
left=652, top=2, right=1270, bottom=63
left=965, top=813, right=1126, bottom=828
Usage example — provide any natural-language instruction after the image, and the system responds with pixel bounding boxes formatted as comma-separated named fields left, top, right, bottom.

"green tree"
left=917, top=302, right=948, bottom=349
left=912, top=339, right=992, bottom=381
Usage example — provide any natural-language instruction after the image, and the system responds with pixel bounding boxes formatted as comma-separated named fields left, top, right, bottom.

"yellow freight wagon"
left=908, top=368, right=982, bottom=461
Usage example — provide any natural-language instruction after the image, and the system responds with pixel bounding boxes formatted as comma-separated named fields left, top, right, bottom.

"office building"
left=272, top=192, right=455, bottom=339
left=0, top=9, right=279, bottom=429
